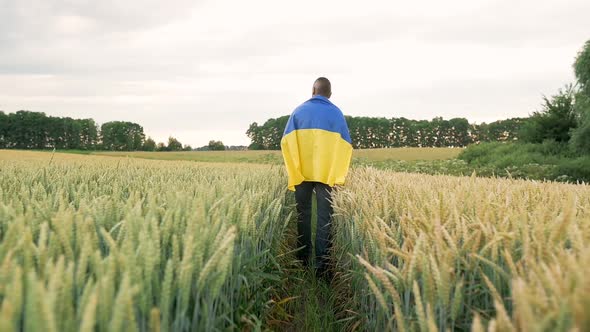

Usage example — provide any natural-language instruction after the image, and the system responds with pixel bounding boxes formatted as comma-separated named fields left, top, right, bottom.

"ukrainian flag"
left=281, top=95, right=353, bottom=191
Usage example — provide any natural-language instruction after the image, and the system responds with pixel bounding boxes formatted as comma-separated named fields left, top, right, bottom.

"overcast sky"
left=0, top=0, right=589, bottom=146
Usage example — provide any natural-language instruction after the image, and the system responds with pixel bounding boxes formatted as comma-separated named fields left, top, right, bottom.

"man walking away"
left=280, top=77, right=353, bottom=279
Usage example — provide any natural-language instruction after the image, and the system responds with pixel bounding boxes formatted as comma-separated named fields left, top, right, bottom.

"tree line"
left=248, top=40, right=590, bottom=153
left=246, top=116, right=525, bottom=150
left=0, top=110, right=192, bottom=151
left=6, top=36, right=588, bottom=155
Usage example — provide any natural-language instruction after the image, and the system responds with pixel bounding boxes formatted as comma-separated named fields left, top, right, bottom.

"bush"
left=459, top=141, right=569, bottom=167
left=459, top=141, right=587, bottom=182
left=519, top=85, right=577, bottom=143
left=570, top=93, right=590, bottom=154
left=554, top=156, right=590, bottom=183
left=208, top=140, right=226, bottom=151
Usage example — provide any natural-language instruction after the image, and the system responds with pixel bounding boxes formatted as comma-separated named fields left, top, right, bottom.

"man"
left=280, top=77, right=353, bottom=278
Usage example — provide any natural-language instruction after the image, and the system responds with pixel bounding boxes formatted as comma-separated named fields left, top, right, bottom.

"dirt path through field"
left=266, top=195, right=347, bottom=332
left=284, top=270, right=340, bottom=332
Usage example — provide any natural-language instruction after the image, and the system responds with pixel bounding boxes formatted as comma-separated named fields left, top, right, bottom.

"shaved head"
left=312, top=77, right=332, bottom=98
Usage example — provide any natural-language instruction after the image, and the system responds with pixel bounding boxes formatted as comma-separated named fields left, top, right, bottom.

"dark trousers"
left=294, top=181, right=333, bottom=271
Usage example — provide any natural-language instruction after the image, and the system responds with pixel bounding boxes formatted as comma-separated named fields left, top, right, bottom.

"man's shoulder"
left=291, top=100, right=314, bottom=118
left=329, top=103, right=344, bottom=115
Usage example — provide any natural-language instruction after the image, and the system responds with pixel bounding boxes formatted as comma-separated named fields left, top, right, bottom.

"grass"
left=92, top=150, right=283, bottom=164
left=84, top=147, right=462, bottom=164
left=7, top=148, right=466, bottom=182
left=286, top=271, right=340, bottom=332
left=353, top=147, right=462, bottom=161
left=459, top=141, right=590, bottom=183
left=270, top=266, right=341, bottom=332
left=268, top=194, right=345, bottom=332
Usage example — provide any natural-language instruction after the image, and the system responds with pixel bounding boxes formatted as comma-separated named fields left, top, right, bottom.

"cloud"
left=419, top=1, right=590, bottom=47
left=0, top=0, right=589, bottom=146
left=0, top=0, right=199, bottom=38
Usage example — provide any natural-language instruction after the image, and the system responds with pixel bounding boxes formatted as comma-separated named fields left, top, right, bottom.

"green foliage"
left=247, top=116, right=525, bottom=150
left=0, top=111, right=189, bottom=153
left=574, top=40, right=590, bottom=94
left=570, top=40, right=590, bottom=154
left=330, top=168, right=590, bottom=331
left=0, top=110, right=99, bottom=149
left=459, top=141, right=589, bottom=182
left=460, top=141, right=568, bottom=167
left=246, top=117, right=289, bottom=150
left=100, top=121, right=145, bottom=151
left=360, top=158, right=474, bottom=176
left=519, top=86, right=577, bottom=143
left=208, top=140, right=225, bottom=151
left=248, top=142, right=265, bottom=150
left=0, top=111, right=7, bottom=148
left=142, top=137, right=157, bottom=151
left=570, top=90, right=590, bottom=154
left=0, top=153, right=293, bottom=331
left=246, top=122, right=264, bottom=150
left=553, top=156, right=590, bottom=183
left=477, top=118, right=525, bottom=142
left=166, top=137, right=183, bottom=151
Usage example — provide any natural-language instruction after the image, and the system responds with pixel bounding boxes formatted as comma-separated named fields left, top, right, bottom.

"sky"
left=0, top=0, right=589, bottom=147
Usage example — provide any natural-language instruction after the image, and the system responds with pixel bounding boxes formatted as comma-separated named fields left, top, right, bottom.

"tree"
left=79, top=119, right=99, bottom=150
left=519, top=85, right=577, bottom=144
left=0, top=111, right=154, bottom=151
left=101, top=121, right=145, bottom=151
left=246, top=115, right=525, bottom=150
left=63, top=117, right=82, bottom=149
left=156, top=142, right=166, bottom=151
left=574, top=40, right=590, bottom=95
left=571, top=40, right=590, bottom=154
left=570, top=93, right=590, bottom=154
left=0, top=110, right=99, bottom=150
left=0, top=111, right=7, bottom=148
left=448, top=118, right=471, bottom=146
left=208, top=140, right=225, bottom=151
left=143, top=137, right=157, bottom=151
left=183, top=144, right=193, bottom=151
left=246, top=122, right=264, bottom=150
left=7, top=110, right=48, bottom=149
left=167, top=137, right=183, bottom=151
left=245, top=117, right=289, bottom=150
left=483, top=118, right=524, bottom=142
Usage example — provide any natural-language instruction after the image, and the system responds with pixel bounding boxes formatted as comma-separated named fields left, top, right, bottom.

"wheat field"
left=331, top=168, right=590, bottom=331
left=0, top=151, right=292, bottom=331
left=91, top=147, right=461, bottom=163
left=1, top=150, right=589, bottom=331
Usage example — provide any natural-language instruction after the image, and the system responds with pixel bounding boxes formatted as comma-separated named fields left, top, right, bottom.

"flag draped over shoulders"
left=280, top=95, right=353, bottom=191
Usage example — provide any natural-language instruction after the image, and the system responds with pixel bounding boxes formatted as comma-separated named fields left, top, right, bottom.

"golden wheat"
left=0, top=151, right=292, bottom=331
left=3, top=150, right=589, bottom=331
left=331, top=167, right=590, bottom=331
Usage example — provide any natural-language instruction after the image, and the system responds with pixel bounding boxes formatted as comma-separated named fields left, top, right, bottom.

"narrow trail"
left=283, top=269, right=340, bottom=332
left=267, top=261, right=343, bottom=332
left=267, top=196, right=348, bottom=332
